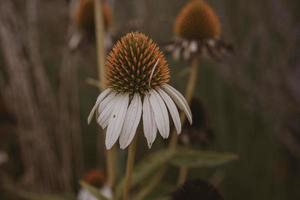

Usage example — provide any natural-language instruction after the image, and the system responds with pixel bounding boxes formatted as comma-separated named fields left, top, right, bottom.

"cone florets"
left=174, top=0, right=221, bottom=40
left=106, top=32, right=170, bottom=95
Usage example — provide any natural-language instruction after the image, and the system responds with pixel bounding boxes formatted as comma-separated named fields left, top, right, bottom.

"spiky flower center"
left=174, top=0, right=221, bottom=40
left=106, top=32, right=170, bottom=95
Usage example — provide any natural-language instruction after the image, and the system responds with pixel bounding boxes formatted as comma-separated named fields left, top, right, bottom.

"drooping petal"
left=119, top=94, right=142, bottom=149
left=149, top=90, right=170, bottom=139
left=98, top=91, right=116, bottom=115
left=162, top=84, right=192, bottom=124
left=87, top=88, right=112, bottom=124
left=105, top=94, right=129, bottom=149
left=97, top=95, right=119, bottom=129
left=157, top=88, right=182, bottom=134
left=143, top=93, right=157, bottom=148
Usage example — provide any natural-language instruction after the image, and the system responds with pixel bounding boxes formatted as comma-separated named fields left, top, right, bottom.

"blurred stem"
left=123, top=137, right=138, bottom=200
left=136, top=57, right=199, bottom=198
left=174, top=57, right=199, bottom=185
left=169, top=57, right=199, bottom=149
left=94, top=0, right=105, bottom=87
left=177, top=167, right=188, bottom=186
left=133, top=169, right=166, bottom=200
left=94, top=0, right=116, bottom=188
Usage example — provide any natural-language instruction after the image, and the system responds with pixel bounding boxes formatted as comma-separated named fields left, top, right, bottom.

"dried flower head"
left=174, top=0, right=221, bottom=40
left=74, top=0, right=112, bottom=33
left=69, top=0, right=112, bottom=50
left=180, top=98, right=214, bottom=146
left=78, top=169, right=112, bottom=200
left=172, top=179, right=224, bottom=200
left=166, top=0, right=233, bottom=61
left=88, top=32, right=192, bottom=149
left=83, top=169, right=106, bottom=188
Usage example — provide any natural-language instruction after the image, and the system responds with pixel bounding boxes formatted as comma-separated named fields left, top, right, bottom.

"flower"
left=69, top=0, right=112, bottom=50
left=172, top=179, right=224, bottom=200
left=88, top=32, right=192, bottom=149
left=0, top=151, right=8, bottom=166
left=166, top=0, right=233, bottom=61
left=179, top=98, right=214, bottom=147
left=73, top=0, right=112, bottom=33
left=78, top=169, right=112, bottom=200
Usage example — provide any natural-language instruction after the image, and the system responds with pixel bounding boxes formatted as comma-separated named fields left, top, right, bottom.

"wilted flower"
left=172, top=179, right=224, bottom=200
left=69, top=0, right=112, bottom=50
left=179, top=98, right=214, bottom=147
left=78, top=169, right=112, bottom=200
left=88, top=32, right=192, bottom=149
left=0, top=151, right=8, bottom=166
left=166, top=0, right=233, bottom=61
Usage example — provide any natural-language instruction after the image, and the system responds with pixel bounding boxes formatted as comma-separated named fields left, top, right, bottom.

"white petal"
left=149, top=90, right=170, bottom=139
left=162, top=84, right=192, bottom=124
left=97, top=95, right=119, bottom=129
left=143, top=93, right=157, bottom=148
left=87, top=88, right=112, bottom=124
left=119, top=94, right=142, bottom=149
left=105, top=94, right=129, bottom=149
left=98, top=91, right=116, bottom=114
left=172, top=46, right=181, bottom=60
left=100, top=185, right=113, bottom=199
left=189, top=41, right=198, bottom=52
left=157, top=88, right=181, bottom=134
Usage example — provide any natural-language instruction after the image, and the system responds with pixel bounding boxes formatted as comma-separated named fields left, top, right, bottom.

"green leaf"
left=115, top=149, right=175, bottom=199
left=80, top=181, right=109, bottom=200
left=170, top=148, right=238, bottom=168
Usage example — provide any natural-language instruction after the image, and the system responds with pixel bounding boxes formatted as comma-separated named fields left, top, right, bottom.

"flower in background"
left=166, top=0, right=233, bottom=61
left=88, top=32, right=192, bottom=149
left=172, top=179, right=224, bottom=200
left=78, top=169, right=112, bottom=200
left=179, top=98, right=214, bottom=147
left=0, top=151, right=8, bottom=166
left=69, top=0, right=112, bottom=50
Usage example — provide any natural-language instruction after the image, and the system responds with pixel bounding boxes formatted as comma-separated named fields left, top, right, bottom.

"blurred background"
left=0, top=0, right=300, bottom=199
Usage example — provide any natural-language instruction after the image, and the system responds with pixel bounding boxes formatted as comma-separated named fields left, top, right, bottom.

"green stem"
left=177, top=167, right=189, bottom=186
left=94, top=0, right=116, bottom=189
left=169, top=57, right=199, bottom=149
left=136, top=57, right=199, bottom=198
left=123, top=136, right=138, bottom=200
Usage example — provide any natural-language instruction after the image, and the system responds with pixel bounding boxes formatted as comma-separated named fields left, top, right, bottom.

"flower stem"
left=94, top=0, right=116, bottom=188
left=136, top=57, right=199, bottom=198
left=133, top=168, right=166, bottom=200
left=123, top=136, right=138, bottom=200
left=174, top=57, right=199, bottom=185
left=94, top=0, right=106, bottom=88
left=177, top=167, right=189, bottom=186
left=169, top=57, right=199, bottom=149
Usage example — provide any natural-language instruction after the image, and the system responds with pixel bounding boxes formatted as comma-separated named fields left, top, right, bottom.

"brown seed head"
left=106, top=32, right=170, bottom=95
left=74, top=0, right=112, bottom=33
left=174, top=0, right=221, bottom=40
left=83, top=169, right=106, bottom=188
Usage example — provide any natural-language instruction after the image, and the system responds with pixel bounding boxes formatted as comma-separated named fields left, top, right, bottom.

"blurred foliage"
left=170, top=148, right=238, bottom=168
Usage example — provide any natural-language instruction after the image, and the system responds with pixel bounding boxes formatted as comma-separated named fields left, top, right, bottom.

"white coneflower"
left=166, top=0, right=233, bottom=61
left=88, top=32, right=192, bottom=149
left=78, top=170, right=112, bottom=200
